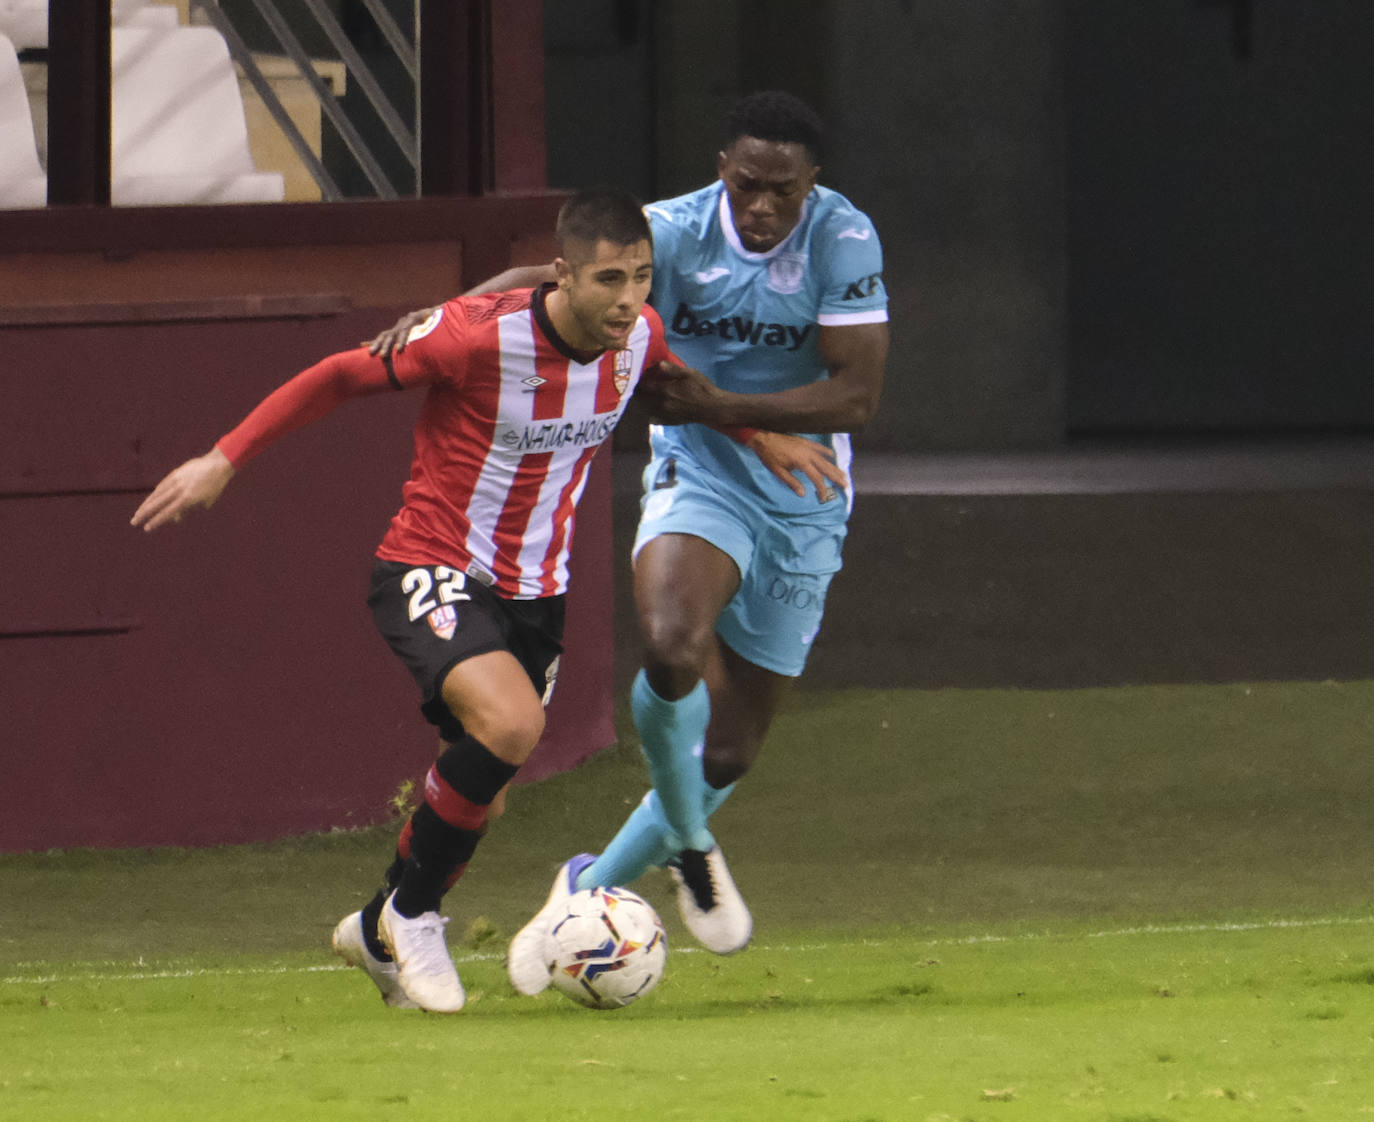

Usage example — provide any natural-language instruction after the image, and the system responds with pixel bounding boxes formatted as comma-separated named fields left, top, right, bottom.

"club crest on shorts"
left=427, top=604, right=457, bottom=640
left=613, top=349, right=634, bottom=395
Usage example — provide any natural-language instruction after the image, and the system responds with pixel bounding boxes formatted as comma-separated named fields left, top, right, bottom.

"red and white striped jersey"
left=216, top=285, right=669, bottom=600
left=375, top=286, right=670, bottom=598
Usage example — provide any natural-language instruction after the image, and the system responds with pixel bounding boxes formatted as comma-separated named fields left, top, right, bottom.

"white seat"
left=0, top=1, right=155, bottom=49
left=0, top=0, right=47, bottom=49
left=0, top=31, right=45, bottom=207
left=121, top=4, right=178, bottom=29
left=111, top=25, right=285, bottom=205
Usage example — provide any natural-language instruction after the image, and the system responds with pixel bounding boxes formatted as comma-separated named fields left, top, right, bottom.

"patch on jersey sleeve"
left=406, top=307, right=445, bottom=346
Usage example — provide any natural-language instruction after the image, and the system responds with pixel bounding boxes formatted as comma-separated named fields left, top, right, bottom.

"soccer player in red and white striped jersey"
left=132, top=190, right=838, bottom=1013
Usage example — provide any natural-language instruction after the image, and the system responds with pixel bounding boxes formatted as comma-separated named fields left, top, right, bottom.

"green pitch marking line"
left=7, top=911, right=1372, bottom=986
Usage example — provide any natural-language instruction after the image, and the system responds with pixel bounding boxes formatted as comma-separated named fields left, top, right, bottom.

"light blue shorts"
left=631, top=454, right=847, bottom=677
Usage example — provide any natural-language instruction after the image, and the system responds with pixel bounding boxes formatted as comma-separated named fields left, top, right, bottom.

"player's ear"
left=553, top=256, right=574, bottom=289
left=716, top=150, right=729, bottom=180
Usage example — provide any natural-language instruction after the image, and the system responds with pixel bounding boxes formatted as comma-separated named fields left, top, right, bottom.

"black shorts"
left=368, top=559, right=566, bottom=743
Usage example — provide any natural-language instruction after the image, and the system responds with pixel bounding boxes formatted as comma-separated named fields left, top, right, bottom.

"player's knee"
left=455, top=701, right=545, bottom=765
left=639, top=613, right=714, bottom=681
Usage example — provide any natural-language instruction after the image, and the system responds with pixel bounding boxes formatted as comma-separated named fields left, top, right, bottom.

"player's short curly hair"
left=556, top=187, right=651, bottom=253
left=725, top=90, right=823, bottom=163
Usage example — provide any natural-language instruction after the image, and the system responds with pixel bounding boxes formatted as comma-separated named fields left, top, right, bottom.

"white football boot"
left=506, top=853, right=596, bottom=995
left=378, top=893, right=466, bottom=1013
left=668, top=845, right=753, bottom=954
left=331, top=909, right=419, bottom=1009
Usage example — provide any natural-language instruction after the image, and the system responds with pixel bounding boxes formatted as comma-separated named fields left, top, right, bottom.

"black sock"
left=390, top=805, right=484, bottom=917
left=389, top=736, right=519, bottom=918
left=360, top=854, right=405, bottom=960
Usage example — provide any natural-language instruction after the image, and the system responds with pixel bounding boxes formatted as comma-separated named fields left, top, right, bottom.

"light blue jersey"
left=634, top=181, right=887, bottom=677
left=645, top=180, right=888, bottom=520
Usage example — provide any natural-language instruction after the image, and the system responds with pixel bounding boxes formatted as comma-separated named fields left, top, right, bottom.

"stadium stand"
left=0, top=0, right=156, bottom=49
left=0, top=4, right=286, bottom=207
left=0, top=31, right=44, bottom=207
left=111, top=25, right=286, bottom=205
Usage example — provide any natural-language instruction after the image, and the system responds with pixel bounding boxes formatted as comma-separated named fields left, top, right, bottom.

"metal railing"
left=189, top=0, right=419, bottom=200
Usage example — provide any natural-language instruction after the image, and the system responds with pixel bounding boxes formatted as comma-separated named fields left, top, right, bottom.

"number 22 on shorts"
left=401, top=566, right=471, bottom=623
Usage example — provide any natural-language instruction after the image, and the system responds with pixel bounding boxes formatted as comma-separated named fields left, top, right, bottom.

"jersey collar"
left=532, top=281, right=604, bottom=365
left=716, top=183, right=813, bottom=261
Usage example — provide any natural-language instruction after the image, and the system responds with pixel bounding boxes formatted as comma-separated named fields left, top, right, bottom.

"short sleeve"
left=815, top=213, right=888, bottom=327
left=645, top=204, right=684, bottom=302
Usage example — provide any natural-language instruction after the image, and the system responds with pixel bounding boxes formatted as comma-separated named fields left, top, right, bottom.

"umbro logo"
left=694, top=267, right=731, bottom=283
left=521, top=375, right=547, bottom=391
left=837, top=227, right=871, bottom=241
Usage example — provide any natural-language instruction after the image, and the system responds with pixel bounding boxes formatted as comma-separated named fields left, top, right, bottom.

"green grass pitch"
left=4, top=681, right=1374, bottom=1120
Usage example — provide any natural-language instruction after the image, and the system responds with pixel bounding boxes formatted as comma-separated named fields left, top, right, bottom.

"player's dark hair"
left=555, top=187, right=651, bottom=254
left=725, top=90, right=824, bottom=163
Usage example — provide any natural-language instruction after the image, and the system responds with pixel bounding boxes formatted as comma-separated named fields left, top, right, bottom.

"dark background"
left=543, top=0, right=1374, bottom=450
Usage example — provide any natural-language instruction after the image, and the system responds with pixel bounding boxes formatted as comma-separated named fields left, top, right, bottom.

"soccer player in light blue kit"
left=370, top=91, right=888, bottom=989
left=506, top=91, right=888, bottom=987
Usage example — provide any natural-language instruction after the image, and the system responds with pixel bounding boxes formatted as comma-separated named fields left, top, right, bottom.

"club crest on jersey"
left=767, top=252, right=806, bottom=295
left=427, top=604, right=457, bottom=640
left=613, top=349, right=634, bottom=394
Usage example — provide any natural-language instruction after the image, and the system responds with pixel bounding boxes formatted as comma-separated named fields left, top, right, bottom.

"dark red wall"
left=0, top=4, right=610, bottom=852
left=1, top=262, right=614, bottom=853
left=0, top=168, right=631, bottom=852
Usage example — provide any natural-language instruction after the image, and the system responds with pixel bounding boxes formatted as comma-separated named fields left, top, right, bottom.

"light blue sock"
left=700, top=781, right=735, bottom=822
left=578, top=791, right=675, bottom=889
left=630, top=670, right=715, bottom=853
left=578, top=783, right=738, bottom=891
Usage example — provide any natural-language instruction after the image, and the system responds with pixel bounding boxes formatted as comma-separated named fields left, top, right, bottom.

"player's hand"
left=637, top=360, right=729, bottom=423
left=747, top=431, right=848, bottom=502
left=364, top=306, right=437, bottom=359
left=130, top=446, right=236, bottom=532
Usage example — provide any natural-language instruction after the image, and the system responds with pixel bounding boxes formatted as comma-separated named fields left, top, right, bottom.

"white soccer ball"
left=548, top=886, right=668, bottom=1009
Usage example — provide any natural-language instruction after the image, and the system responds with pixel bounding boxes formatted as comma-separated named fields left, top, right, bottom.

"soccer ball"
left=548, top=886, right=667, bottom=1009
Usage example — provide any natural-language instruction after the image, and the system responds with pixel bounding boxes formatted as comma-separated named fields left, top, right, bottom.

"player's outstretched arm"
left=130, top=446, right=235, bottom=532
left=132, top=348, right=407, bottom=534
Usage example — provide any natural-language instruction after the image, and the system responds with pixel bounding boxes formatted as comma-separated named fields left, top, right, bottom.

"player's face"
left=717, top=137, right=819, bottom=253
left=556, top=237, right=654, bottom=352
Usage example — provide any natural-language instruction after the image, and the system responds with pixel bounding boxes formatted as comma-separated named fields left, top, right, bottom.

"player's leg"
left=700, top=639, right=790, bottom=788
left=627, top=530, right=741, bottom=851
left=669, top=512, right=842, bottom=951
left=379, top=649, right=542, bottom=1011
left=576, top=637, right=769, bottom=893
left=572, top=530, right=738, bottom=901
left=575, top=459, right=755, bottom=895
left=340, top=562, right=558, bottom=1012
left=340, top=777, right=513, bottom=1008
left=391, top=650, right=541, bottom=914
left=652, top=641, right=786, bottom=953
